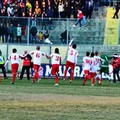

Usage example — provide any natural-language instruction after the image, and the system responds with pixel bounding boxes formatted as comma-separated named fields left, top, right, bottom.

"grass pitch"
left=0, top=78, right=120, bottom=120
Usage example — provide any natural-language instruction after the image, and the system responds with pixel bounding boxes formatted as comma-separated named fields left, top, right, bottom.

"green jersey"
left=0, top=55, right=5, bottom=65
left=100, top=54, right=109, bottom=68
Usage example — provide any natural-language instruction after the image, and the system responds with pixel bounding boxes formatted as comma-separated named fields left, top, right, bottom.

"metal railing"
left=0, top=16, right=119, bottom=45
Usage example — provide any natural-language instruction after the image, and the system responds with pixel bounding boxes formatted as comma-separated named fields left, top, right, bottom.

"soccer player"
left=63, top=39, right=78, bottom=83
left=90, top=52, right=97, bottom=86
left=94, top=51, right=102, bottom=84
left=82, top=51, right=91, bottom=85
left=47, top=48, right=61, bottom=86
left=5, top=48, right=23, bottom=84
left=29, top=46, right=47, bottom=83
left=99, top=52, right=111, bottom=85
left=19, top=50, right=32, bottom=80
left=0, top=50, right=8, bottom=80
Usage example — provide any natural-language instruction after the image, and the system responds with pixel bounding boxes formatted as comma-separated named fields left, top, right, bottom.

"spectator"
left=7, top=4, right=14, bottom=16
left=0, top=24, right=5, bottom=43
left=37, top=31, right=44, bottom=42
left=14, top=3, right=20, bottom=17
left=41, top=0, right=46, bottom=13
left=58, top=1, right=64, bottom=18
left=70, top=0, right=75, bottom=18
left=26, top=0, right=32, bottom=11
left=85, top=0, right=93, bottom=19
left=19, top=0, right=26, bottom=13
left=9, top=23, right=14, bottom=43
left=112, top=3, right=120, bottom=19
left=44, top=30, right=52, bottom=44
left=53, top=0, right=58, bottom=18
left=41, top=11, right=48, bottom=30
left=28, top=8, right=33, bottom=17
left=73, top=9, right=84, bottom=28
left=46, top=5, right=54, bottom=29
left=26, top=0, right=32, bottom=16
left=60, top=30, right=70, bottom=44
left=0, top=5, right=7, bottom=16
left=16, top=23, right=22, bottom=43
left=64, top=1, right=70, bottom=18
left=4, top=23, right=10, bottom=43
left=0, top=0, right=2, bottom=10
left=30, top=26, right=37, bottom=43
left=34, top=5, right=41, bottom=17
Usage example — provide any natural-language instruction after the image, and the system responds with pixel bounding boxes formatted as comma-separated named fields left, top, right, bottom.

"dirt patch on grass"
left=0, top=93, right=120, bottom=107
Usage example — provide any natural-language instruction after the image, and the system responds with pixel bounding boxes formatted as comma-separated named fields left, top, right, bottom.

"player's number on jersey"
left=14, top=55, right=16, bottom=60
left=95, top=59, right=100, bottom=65
left=36, top=53, right=40, bottom=58
left=55, top=56, right=60, bottom=61
left=69, top=50, right=74, bottom=56
left=86, top=59, right=91, bottom=64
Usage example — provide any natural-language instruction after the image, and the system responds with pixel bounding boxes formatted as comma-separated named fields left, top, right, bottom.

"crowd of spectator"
left=0, top=0, right=102, bottom=19
left=0, top=0, right=116, bottom=44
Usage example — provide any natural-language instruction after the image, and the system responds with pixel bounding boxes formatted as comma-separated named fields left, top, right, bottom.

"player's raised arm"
left=68, top=38, right=74, bottom=49
left=69, top=38, right=74, bottom=45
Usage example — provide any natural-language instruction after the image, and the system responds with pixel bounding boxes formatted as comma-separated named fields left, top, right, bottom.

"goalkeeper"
left=99, top=52, right=111, bottom=84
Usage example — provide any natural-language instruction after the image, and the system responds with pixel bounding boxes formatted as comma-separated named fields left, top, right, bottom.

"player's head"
left=86, top=51, right=90, bottom=56
left=95, top=51, right=98, bottom=56
left=36, top=46, right=40, bottom=50
left=113, top=54, right=118, bottom=59
left=72, top=44, right=77, bottom=49
left=91, top=52, right=94, bottom=57
left=100, top=52, right=103, bottom=55
left=24, top=50, right=27, bottom=54
left=12, top=48, right=17, bottom=53
left=55, top=48, right=59, bottom=54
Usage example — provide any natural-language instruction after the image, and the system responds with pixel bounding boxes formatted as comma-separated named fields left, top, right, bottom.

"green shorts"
left=100, top=67, right=109, bottom=74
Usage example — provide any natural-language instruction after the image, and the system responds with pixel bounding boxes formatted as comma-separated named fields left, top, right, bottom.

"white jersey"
left=8, top=53, right=21, bottom=64
left=94, top=55, right=101, bottom=70
left=50, top=53, right=61, bottom=65
left=82, top=56, right=91, bottom=70
left=67, top=47, right=78, bottom=64
left=30, top=50, right=46, bottom=65
left=90, top=57, right=97, bottom=73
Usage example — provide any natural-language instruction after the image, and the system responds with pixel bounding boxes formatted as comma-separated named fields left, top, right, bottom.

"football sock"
left=55, top=74, right=59, bottom=84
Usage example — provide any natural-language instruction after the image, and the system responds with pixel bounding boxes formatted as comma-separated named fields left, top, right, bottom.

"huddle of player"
left=1, top=39, right=119, bottom=86
left=82, top=51, right=120, bottom=86
left=82, top=51, right=102, bottom=86
left=1, top=39, right=78, bottom=86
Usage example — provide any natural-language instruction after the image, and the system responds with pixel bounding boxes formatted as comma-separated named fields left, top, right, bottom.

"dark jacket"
left=30, top=26, right=37, bottom=36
